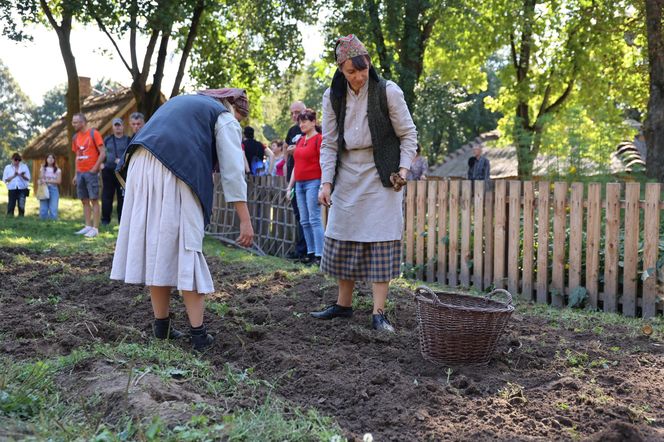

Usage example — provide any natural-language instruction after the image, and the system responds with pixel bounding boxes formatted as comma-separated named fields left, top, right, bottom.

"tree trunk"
left=398, top=0, right=427, bottom=110
left=645, top=0, right=664, bottom=181
left=41, top=0, right=79, bottom=196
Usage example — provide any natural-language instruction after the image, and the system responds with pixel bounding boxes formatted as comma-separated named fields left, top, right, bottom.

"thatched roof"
left=429, top=131, right=632, bottom=179
left=22, top=87, right=136, bottom=159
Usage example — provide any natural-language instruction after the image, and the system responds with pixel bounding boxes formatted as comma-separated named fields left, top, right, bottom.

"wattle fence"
left=208, top=175, right=664, bottom=318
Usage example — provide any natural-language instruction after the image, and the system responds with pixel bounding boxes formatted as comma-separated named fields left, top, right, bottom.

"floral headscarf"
left=335, top=34, right=369, bottom=66
left=197, top=88, right=249, bottom=117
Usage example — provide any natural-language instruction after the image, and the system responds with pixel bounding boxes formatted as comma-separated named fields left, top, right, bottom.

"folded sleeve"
left=320, top=88, right=339, bottom=185
left=215, top=112, right=247, bottom=202
left=385, top=81, right=418, bottom=170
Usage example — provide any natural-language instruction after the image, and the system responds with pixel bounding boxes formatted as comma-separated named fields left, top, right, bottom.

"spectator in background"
left=468, top=145, right=491, bottom=188
left=3, top=152, right=31, bottom=217
left=269, top=140, right=286, bottom=176
left=286, top=109, right=324, bottom=266
left=102, top=118, right=129, bottom=225
left=285, top=100, right=308, bottom=260
left=129, top=112, right=145, bottom=140
left=38, top=153, right=61, bottom=220
left=71, top=112, right=106, bottom=238
left=243, top=126, right=273, bottom=176
left=407, top=145, right=428, bottom=180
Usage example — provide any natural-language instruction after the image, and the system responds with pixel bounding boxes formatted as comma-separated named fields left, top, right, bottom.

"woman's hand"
left=318, top=183, right=332, bottom=207
left=236, top=219, right=254, bottom=248
left=233, top=201, right=254, bottom=248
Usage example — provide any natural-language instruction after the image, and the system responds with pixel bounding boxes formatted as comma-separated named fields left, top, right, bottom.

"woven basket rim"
left=415, top=290, right=515, bottom=314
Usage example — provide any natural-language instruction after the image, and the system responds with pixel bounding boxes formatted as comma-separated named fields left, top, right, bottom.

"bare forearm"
left=233, top=201, right=250, bottom=223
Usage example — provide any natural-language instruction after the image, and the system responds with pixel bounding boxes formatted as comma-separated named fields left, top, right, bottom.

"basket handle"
left=486, top=289, right=513, bottom=306
left=414, top=285, right=442, bottom=304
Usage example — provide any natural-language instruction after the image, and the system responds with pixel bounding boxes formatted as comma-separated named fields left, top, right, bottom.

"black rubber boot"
left=153, top=317, right=184, bottom=340
left=191, top=324, right=214, bottom=351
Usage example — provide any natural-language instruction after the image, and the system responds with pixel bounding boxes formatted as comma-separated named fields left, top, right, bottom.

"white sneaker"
left=75, top=226, right=92, bottom=235
left=84, top=228, right=98, bottom=238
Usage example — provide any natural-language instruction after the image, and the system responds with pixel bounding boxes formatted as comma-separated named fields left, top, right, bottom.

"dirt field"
left=1, top=246, right=663, bottom=441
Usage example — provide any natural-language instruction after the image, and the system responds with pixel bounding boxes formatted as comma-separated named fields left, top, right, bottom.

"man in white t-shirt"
left=2, top=152, right=31, bottom=216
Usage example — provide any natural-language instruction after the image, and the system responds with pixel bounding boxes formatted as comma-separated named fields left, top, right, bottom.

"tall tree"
left=31, top=84, right=67, bottom=131
left=324, top=0, right=441, bottom=109
left=187, top=0, right=313, bottom=121
left=0, top=60, right=34, bottom=163
left=644, top=0, right=664, bottom=181
left=86, top=0, right=208, bottom=118
left=429, top=0, right=646, bottom=178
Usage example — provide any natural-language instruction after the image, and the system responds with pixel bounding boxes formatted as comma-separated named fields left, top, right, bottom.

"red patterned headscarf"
left=197, top=88, right=249, bottom=118
left=334, top=34, right=369, bottom=66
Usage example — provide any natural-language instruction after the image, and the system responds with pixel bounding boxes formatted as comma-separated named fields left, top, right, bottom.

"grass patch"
left=0, top=341, right=345, bottom=441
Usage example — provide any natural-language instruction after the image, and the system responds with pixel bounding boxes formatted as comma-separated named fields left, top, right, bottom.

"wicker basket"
left=414, top=286, right=514, bottom=366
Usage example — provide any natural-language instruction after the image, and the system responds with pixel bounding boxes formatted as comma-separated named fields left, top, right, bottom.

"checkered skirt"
left=320, top=237, right=402, bottom=282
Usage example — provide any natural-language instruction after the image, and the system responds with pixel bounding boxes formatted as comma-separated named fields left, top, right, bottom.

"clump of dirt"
left=57, top=360, right=209, bottom=427
left=1, top=247, right=663, bottom=441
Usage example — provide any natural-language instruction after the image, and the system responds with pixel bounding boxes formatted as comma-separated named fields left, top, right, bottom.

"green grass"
left=0, top=341, right=345, bottom=441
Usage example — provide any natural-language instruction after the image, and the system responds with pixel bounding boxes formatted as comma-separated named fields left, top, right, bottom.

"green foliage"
left=429, top=0, right=648, bottom=177
left=188, top=0, right=313, bottom=124
left=30, top=83, right=66, bottom=131
left=414, top=69, right=501, bottom=163
left=0, top=59, right=34, bottom=163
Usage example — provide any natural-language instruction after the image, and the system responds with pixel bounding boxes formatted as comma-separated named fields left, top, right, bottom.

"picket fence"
left=208, top=175, right=664, bottom=318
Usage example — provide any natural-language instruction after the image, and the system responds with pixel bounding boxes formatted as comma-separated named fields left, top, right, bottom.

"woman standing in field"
left=287, top=109, right=324, bottom=266
left=312, top=35, right=418, bottom=332
left=38, top=154, right=62, bottom=220
left=111, top=89, right=254, bottom=351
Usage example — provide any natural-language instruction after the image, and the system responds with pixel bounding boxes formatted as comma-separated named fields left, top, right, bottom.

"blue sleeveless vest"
left=118, top=94, right=229, bottom=226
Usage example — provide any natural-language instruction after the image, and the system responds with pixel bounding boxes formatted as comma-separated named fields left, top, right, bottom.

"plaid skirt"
left=320, top=237, right=402, bottom=282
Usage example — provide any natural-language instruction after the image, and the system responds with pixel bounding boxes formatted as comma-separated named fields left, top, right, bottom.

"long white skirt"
left=110, top=147, right=214, bottom=293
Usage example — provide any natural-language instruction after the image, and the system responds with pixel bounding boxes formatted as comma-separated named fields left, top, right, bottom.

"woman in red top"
left=287, top=109, right=324, bottom=265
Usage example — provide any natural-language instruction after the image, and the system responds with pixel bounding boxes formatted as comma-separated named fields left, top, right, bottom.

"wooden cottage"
left=429, top=131, right=635, bottom=180
left=22, top=85, right=164, bottom=196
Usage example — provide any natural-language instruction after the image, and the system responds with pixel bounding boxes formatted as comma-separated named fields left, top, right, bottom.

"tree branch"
left=537, top=83, right=551, bottom=120
left=129, top=0, right=139, bottom=77
left=39, top=0, right=61, bottom=31
left=509, top=32, right=519, bottom=69
left=543, top=75, right=575, bottom=115
left=139, top=30, right=160, bottom=85
left=87, top=2, right=132, bottom=73
left=171, top=0, right=206, bottom=97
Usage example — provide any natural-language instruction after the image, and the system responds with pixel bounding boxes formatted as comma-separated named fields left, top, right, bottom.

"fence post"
left=460, top=180, right=472, bottom=287
left=522, top=181, right=535, bottom=301
left=507, top=180, right=521, bottom=296
left=642, top=183, right=661, bottom=318
left=448, top=180, right=460, bottom=286
left=551, top=182, right=568, bottom=308
left=426, top=180, right=438, bottom=282
left=586, top=183, right=602, bottom=309
left=493, top=180, right=507, bottom=289
left=405, top=181, right=416, bottom=267
left=473, top=181, right=485, bottom=290
left=568, top=182, right=584, bottom=297
left=416, top=180, right=427, bottom=280
left=437, top=180, right=449, bottom=284
left=604, top=183, right=621, bottom=313
left=536, top=181, right=550, bottom=304
left=622, top=182, right=641, bottom=317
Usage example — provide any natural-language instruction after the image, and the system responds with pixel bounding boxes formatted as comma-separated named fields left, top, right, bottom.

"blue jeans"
left=295, top=179, right=324, bottom=257
left=39, top=185, right=59, bottom=220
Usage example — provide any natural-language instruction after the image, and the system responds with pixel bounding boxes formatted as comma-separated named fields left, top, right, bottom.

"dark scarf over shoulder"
left=329, top=67, right=401, bottom=188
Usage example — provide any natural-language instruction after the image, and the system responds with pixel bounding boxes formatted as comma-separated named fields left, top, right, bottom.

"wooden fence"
left=403, top=180, right=664, bottom=319
left=208, top=175, right=664, bottom=318
left=208, top=175, right=298, bottom=257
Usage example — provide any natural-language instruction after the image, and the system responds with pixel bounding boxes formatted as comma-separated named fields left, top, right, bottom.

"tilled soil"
left=1, top=247, right=663, bottom=441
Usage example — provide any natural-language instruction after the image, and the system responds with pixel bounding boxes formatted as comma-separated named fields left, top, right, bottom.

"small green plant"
left=208, top=302, right=231, bottom=317
left=556, top=402, right=570, bottom=411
